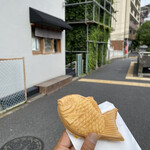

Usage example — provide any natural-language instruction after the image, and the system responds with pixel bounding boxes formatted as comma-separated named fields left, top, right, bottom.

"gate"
left=0, top=58, right=27, bottom=113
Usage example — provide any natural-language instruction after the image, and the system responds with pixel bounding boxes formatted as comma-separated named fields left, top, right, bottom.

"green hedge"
left=66, top=0, right=112, bottom=71
left=88, top=25, right=110, bottom=69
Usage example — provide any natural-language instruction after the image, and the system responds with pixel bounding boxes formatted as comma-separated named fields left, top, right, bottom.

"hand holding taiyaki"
left=57, top=94, right=124, bottom=141
left=54, top=130, right=98, bottom=150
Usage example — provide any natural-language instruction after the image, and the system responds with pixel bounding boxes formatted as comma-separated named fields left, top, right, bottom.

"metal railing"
left=66, top=61, right=77, bottom=72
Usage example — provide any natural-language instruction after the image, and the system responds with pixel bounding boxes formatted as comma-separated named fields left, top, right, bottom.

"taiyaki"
left=57, top=94, right=124, bottom=141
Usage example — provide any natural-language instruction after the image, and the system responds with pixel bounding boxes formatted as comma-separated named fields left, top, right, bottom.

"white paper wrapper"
left=66, top=101, right=141, bottom=150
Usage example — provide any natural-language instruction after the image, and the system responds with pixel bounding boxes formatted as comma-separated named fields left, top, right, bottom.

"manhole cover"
left=0, top=136, right=44, bottom=150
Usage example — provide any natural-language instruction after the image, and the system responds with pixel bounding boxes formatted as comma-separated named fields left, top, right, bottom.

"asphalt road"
left=0, top=56, right=150, bottom=150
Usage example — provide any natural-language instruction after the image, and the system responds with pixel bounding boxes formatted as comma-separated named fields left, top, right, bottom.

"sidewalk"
left=0, top=57, right=150, bottom=150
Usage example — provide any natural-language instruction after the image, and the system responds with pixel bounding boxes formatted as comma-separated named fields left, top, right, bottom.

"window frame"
left=32, top=38, right=61, bottom=55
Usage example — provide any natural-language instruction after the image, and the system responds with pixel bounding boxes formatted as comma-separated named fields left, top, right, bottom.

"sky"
left=141, top=0, right=150, bottom=7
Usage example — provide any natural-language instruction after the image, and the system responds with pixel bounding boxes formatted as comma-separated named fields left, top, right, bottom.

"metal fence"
left=0, top=58, right=27, bottom=113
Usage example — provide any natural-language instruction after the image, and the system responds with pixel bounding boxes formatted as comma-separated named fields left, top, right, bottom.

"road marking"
left=129, top=56, right=137, bottom=59
left=78, top=78, right=150, bottom=88
left=125, top=62, right=150, bottom=81
left=126, top=62, right=135, bottom=77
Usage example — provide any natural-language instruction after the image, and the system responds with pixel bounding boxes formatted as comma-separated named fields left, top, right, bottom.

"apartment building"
left=110, top=0, right=141, bottom=54
left=141, top=4, right=150, bottom=24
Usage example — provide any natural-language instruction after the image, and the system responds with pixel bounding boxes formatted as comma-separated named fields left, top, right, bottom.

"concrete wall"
left=107, top=41, right=124, bottom=60
left=0, top=0, right=66, bottom=88
left=107, top=49, right=124, bottom=60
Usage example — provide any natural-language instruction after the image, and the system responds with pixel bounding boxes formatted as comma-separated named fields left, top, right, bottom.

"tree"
left=130, top=40, right=139, bottom=51
left=135, top=21, right=150, bottom=47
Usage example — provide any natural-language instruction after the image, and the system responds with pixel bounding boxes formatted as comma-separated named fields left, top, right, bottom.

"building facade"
left=110, top=0, right=141, bottom=54
left=140, top=4, right=150, bottom=24
left=0, top=0, right=70, bottom=89
left=144, top=13, right=150, bottom=22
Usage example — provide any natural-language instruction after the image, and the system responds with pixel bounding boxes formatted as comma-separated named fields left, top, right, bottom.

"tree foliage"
left=130, top=40, right=139, bottom=51
left=135, top=21, right=150, bottom=47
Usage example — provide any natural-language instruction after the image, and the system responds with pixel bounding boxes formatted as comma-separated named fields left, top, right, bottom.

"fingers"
left=54, top=131, right=98, bottom=150
left=81, top=133, right=98, bottom=150
left=59, top=131, right=72, bottom=147
left=54, top=130, right=72, bottom=150
left=70, top=146, right=75, bottom=150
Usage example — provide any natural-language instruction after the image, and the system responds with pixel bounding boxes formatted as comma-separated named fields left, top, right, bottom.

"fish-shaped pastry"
left=57, top=94, right=124, bottom=141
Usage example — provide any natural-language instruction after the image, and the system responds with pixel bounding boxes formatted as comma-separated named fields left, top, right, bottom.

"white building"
left=110, top=0, right=141, bottom=57
left=144, top=13, right=150, bottom=22
left=140, top=4, right=150, bottom=24
left=0, top=0, right=71, bottom=91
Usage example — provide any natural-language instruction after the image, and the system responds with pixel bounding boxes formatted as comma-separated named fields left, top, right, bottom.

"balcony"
left=129, top=34, right=136, bottom=40
left=131, top=0, right=140, bottom=14
left=137, top=0, right=141, bottom=6
left=129, top=21, right=138, bottom=31
left=130, top=12, right=140, bottom=24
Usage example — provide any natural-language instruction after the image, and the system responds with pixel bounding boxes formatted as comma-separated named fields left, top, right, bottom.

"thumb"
left=81, top=133, right=98, bottom=150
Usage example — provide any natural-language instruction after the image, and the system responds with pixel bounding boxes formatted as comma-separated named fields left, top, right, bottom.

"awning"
left=29, top=7, right=72, bottom=30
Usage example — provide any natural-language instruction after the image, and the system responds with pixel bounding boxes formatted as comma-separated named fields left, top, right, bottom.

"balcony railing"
left=130, top=12, right=140, bottom=23
left=129, top=21, right=138, bottom=31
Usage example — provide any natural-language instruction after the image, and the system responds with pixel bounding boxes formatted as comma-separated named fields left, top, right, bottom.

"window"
left=32, top=37, right=61, bottom=55
left=54, top=39, right=57, bottom=53
left=54, top=39, right=61, bottom=53
left=44, top=38, right=52, bottom=52
left=32, top=32, right=41, bottom=53
left=31, top=26, right=61, bottom=55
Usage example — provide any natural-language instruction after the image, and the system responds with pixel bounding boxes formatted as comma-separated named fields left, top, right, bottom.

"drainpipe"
left=123, top=0, right=128, bottom=57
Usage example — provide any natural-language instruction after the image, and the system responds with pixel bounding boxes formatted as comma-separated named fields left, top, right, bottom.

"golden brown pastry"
left=57, top=94, right=124, bottom=141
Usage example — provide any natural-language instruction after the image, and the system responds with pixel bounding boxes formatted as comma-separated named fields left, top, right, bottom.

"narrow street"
left=0, top=56, right=150, bottom=150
